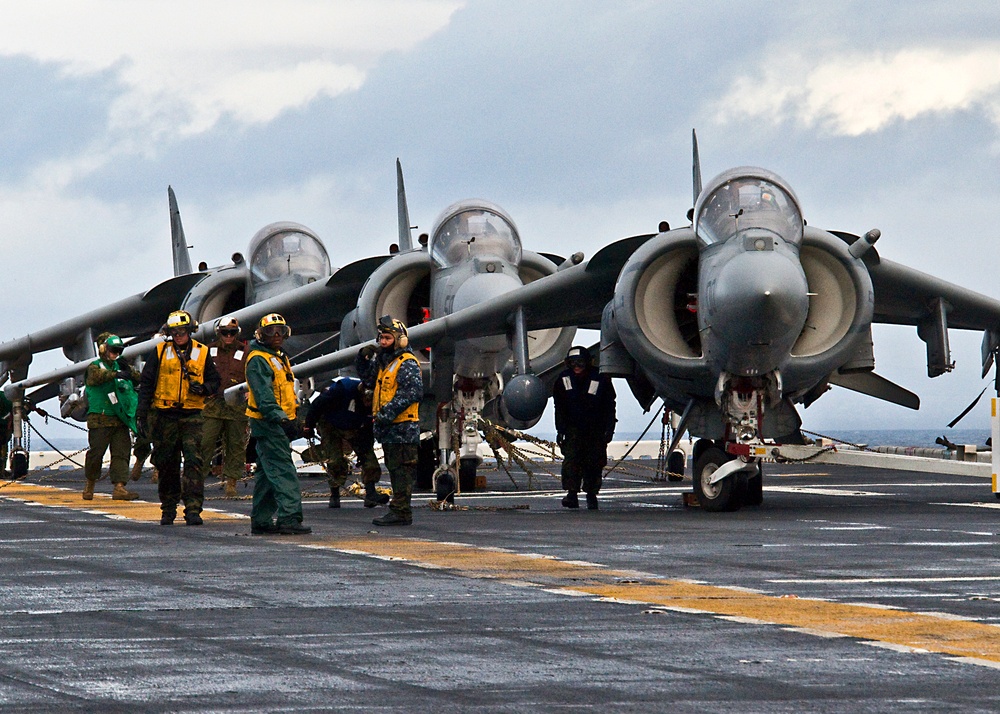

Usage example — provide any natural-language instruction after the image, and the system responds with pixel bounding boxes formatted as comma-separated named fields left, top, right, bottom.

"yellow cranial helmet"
left=256, top=313, right=291, bottom=340
left=165, top=310, right=197, bottom=334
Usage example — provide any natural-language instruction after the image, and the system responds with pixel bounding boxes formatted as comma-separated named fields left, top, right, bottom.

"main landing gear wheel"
left=459, top=458, right=478, bottom=492
left=693, top=447, right=745, bottom=512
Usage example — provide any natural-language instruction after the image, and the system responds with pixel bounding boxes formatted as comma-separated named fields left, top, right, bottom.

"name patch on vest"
left=234, top=350, right=244, bottom=360
left=562, top=376, right=573, bottom=391
left=588, top=380, right=599, bottom=395
left=210, top=347, right=218, bottom=357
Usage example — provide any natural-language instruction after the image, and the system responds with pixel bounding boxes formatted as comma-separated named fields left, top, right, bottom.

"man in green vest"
left=83, top=333, right=140, bottom=501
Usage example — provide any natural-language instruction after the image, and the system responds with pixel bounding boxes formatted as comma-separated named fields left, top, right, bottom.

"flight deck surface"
left=2, top=461, right=999, bottom=712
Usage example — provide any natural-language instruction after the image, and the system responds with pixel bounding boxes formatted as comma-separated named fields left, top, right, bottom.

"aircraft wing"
left=289, top=233, right=655, bottom=379
left=869, top=258, right=1000, bottom=330
left=0, top=272, right=206, bottom=374
left=203, top=255, right=390, bottom=336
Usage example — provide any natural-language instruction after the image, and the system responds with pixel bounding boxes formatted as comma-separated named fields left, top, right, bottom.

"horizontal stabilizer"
left=829, top=370, right=919, bottom=410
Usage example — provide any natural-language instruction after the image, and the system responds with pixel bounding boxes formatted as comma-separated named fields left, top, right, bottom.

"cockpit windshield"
left=430, top=208, right=522, bottom=268
left=249, top=230, right=330, bottom=285
left=695, top=176, right=803, bottom=246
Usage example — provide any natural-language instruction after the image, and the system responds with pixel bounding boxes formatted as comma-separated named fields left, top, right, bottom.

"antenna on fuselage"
left=692, top=129, right=703, bottom=208
left=168, top=186, right=194, bottom=276
left=396, top=158, right=414, bottom=252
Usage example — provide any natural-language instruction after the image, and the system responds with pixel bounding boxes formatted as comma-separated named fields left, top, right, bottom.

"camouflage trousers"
left=560, top=431, right=608, bottom=495
left=317, top=422, right=381, bottom=490
left=85, top=422, right=132, bottom=484
left=383, top=442, right=417, bottom=519
left=149, top=410, right=205, bottom=517
left=201, top=414, right=249, bottom=483
left=249, top=419, right=304, bottom=528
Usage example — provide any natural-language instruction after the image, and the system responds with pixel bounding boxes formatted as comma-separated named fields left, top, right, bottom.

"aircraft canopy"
left=430, top=208, right=522, bottom=268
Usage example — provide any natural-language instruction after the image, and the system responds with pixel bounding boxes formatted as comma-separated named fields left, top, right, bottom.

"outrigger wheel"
left=11, top=450, right=28, bottom=478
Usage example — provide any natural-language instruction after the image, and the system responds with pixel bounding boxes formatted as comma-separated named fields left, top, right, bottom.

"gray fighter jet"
left=0, top=187, right=385, bottom=474
left=332, top=161, right=577, bottom=492
left=598, top=132, right=1000, bottom=511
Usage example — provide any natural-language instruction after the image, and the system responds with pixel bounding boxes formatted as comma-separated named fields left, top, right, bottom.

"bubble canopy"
left=694, top=168, right=804, bottom=247
left=247, top=223, right=331, bottom=284
left=430, top=201, right=522, bottom=268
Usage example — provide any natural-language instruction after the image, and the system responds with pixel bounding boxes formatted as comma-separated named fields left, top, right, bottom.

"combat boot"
left=224, top=478, right=238, bottom=498
left=184, top=512, right=203, bottom=526
left=561, top=491, right=579, bottom=509
left=129, top=461, right=143, bottom=481
left=372, top=511, right=411, bottom=527
left=363, top=482, right=390, bottom=508
left=82, top=478, right=97, bottom=500
left=150, top=469, right=159, bottom=484
left=329, top=489, right=341, bottom=508
left=112, top=482, right=139, bottom=501
left=586, top=493, right=599, bottom=510
left=160, top=509, right=175, bottom=526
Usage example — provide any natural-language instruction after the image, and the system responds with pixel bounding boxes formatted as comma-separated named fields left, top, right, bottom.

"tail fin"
left=396, top=159, right=414, bottom=252
left=692, top=129, right=703, bottom=207
left=168, top=186, right=194, bottom=276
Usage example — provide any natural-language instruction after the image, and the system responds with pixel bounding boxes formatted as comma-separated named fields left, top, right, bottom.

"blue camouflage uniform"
left=356, top=346, right=423, bottom=519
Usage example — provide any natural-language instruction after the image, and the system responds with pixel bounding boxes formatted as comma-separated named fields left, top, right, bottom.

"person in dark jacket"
left=137, top=310, right=221, bottom=526
left=552, top=345, right=616, bottom=510
left=355, top=315, right=423, bottom=526
left=303, top=376, right=386, bottom=508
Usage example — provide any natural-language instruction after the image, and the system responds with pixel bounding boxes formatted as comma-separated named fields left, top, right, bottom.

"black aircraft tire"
left=745, top=463, right=764, bottom=506
left=459, top=458, right=478, bottom=492
left=693, top=447, right=743, bottom=513
left=415, top=439, right=437, bottom=491
left=667, top=450, right=685, bottom=481
left=11, top=451, right=28, bottom=479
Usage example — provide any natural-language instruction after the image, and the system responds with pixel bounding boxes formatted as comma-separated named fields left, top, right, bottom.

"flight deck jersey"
left=374, top=353, right=420, bottom=424
left=151, top=340, right=209, bottom=411
left=245, top=348, right=298, bottom=421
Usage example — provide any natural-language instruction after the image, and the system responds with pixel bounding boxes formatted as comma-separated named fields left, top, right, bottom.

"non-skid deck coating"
left=2, top=462, right=1000, bottom=712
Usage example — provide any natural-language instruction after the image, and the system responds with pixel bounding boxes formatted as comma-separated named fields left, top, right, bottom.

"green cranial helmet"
left=104, top=335, right=124, bottom=352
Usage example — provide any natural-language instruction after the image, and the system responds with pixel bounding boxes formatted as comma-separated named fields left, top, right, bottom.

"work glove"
left=280, top=419, right=300, bottom=441
left=116, top=369, right=132, bottom=381
left=358, top=344, right=377, bottom=361
left=301, top=425, right=315, bottom=440
left=136, top=416, right=147, bottom=440
left=188, top=382, right=207, bottom=396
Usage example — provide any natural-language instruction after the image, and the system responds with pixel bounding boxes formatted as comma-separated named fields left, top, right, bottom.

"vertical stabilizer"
left=168, top=186, right=194, bottom=276
left=692, top=129, right=703, bottom=207
left=396, top=159, right=414, bottom=252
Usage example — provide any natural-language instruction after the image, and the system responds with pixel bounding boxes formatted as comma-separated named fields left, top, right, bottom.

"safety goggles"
left=166, top=327, right=191, bottom=339
left=567, top=358, right=587, bottom=369
left=260, top=325, right=290, bottom=338
left=218, top=328, right=239, bottom=337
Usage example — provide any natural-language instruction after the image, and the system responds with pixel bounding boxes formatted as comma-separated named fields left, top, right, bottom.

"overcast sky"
left=2, top=0, right=1000, bottom=439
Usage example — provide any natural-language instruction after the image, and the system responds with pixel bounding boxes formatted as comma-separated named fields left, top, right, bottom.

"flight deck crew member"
left=83, top=333, right=140, bottom=501
left=246, top=313, right=311, bottom=535
left=553, top=345, right=616, bottom=510
left=137, top=310, right=221, bottom=525
left=302, top=375, right=387, bottom=509
left=201, top=316, right=249, bottom=499
left=356, top=315, right=423, bottom=527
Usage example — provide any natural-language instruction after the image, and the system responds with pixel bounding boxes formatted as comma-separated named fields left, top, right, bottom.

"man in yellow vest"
left=137, top=310, right=221, bottom=526
left=356, top=315, right=423, bottom=526
left=246, top=313, right=311, bottom=535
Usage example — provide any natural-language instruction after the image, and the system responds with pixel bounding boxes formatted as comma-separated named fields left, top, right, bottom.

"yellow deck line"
left=0, top=481, right=243, bottom=523
left=6, top=480, right=1000, bottom=664
left=315, top=536, right=1000, bottom=664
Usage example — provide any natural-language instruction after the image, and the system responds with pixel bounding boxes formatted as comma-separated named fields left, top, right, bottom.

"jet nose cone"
left=711, top=250, right=809, bottom=348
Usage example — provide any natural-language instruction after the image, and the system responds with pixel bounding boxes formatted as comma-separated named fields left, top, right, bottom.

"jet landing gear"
left=691, top=439, right=763, bottom=512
